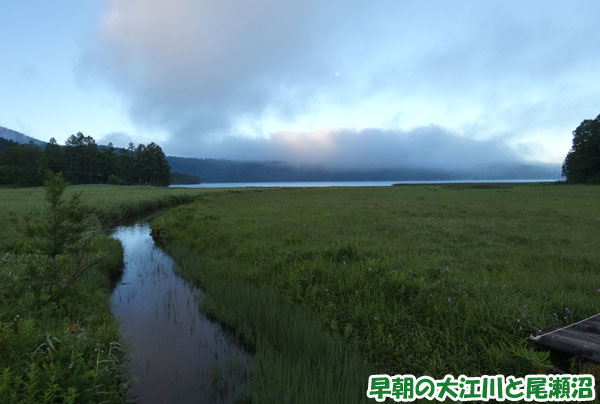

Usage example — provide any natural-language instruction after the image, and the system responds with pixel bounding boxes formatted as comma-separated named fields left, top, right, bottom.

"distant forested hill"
left=167, top=156, right=561, bottom=183
left=0, top=126, right=46, bottom=148
left=0, top=125, right=562, bottom=184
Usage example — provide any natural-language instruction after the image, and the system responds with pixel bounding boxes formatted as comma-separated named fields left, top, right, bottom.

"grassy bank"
left=152, top=184, right=600, bottom=402
left=165, top=242, right=372, bottom=403
left=0, top=184, right=211, bottom=403
left=0, top=185, right=223, bottom=252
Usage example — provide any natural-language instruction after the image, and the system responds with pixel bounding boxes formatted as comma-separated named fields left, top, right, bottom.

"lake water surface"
left=171, top=179, right=558, bottom=188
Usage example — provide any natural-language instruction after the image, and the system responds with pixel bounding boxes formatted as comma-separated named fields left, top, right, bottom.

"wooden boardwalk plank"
left=572, top=320, right=600, bottom=334
left=533, top=315, right=600, bottom=362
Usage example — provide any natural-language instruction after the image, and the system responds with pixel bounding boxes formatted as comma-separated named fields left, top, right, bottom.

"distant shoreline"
left=171, top=179, right=561, bottom=188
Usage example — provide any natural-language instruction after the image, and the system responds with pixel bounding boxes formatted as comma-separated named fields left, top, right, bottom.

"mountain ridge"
left=0, top=125, right=562, bottom=182
left=0, top=126, right=46, bottom=148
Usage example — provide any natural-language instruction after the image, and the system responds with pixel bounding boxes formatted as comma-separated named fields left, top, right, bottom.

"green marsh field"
left=0, top=185, right=223, bottom=251
left=152, top=183, right=600, bottom=402
left=2, top=183, right=600, bottom=403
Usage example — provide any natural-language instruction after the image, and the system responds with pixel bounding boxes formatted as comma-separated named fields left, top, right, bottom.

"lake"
left=171, top=179, right=560, bottom=188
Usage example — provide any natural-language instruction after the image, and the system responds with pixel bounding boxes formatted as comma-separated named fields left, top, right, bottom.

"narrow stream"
left=110, top=221, right=251, bottom=404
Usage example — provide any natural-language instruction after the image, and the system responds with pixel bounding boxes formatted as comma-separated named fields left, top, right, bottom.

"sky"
left=1, top=0, right=599, bottom=170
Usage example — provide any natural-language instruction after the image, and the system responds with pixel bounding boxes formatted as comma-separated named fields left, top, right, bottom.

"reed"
left=153, top=184, right=600, bottom=402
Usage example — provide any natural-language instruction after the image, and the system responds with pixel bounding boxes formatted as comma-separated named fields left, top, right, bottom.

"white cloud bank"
left=187, top=126, right=542, bottom=172
left=83, top=0, right=600, bottom=168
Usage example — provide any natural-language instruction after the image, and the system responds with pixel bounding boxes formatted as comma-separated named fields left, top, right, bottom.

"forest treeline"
left=562, top=114, right=600, bottom=183
left=0, top=133, right=171, bottom=186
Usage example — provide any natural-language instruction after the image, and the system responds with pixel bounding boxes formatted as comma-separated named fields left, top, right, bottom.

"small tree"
left=107, top=174, right=120, bottom=185
left=23, top=173, right=105, bottom=301
left=562, top=114, right=600, bottom=183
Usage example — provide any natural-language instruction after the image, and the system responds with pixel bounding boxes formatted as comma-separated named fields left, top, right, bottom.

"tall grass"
left=0, top=184, right=214, bottom=403
left=0, top=237, right=127, bottom=403
left=166, top=242, right=372, bottom=403
left=153, top=184, right=600, bottom=402
left=0, top=185, right=220, bottom=252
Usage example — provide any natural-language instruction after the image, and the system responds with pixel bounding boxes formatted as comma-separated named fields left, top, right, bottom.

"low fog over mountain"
left=1, top=125, right=560, bottom=182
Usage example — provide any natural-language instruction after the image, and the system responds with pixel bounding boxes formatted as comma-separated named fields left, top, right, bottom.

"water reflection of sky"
left=171, top=179, right=559, bottom=188
left=111, top=223, right=251, bottom=404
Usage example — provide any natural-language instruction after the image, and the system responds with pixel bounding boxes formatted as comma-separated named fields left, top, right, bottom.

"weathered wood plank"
left=560, top=328, right=600, bottom=345
left=575, top=316, right=600, bottom=332
left=572, top=320, right=600, bottom=334
left=538, top=329, right=600, bottom=347
left=535, top=325, right=600, bottom=362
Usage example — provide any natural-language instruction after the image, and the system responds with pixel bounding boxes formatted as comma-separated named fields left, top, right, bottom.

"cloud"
left=81, top=0, right=600, bottom=166
left=177, top=126, right=529, bottom=171
left=84, top=0, right=360, bottom=133
left=98, top=131, right=137, bottom=148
